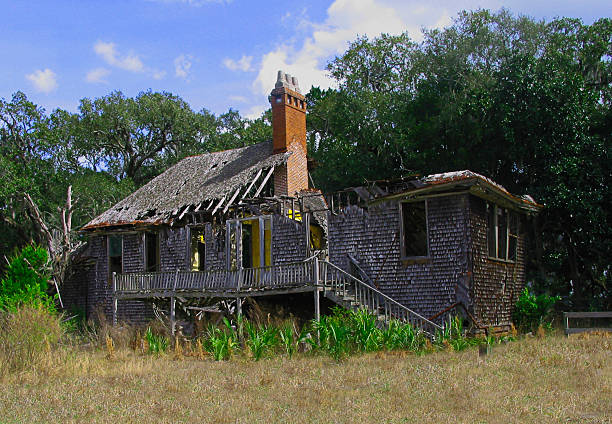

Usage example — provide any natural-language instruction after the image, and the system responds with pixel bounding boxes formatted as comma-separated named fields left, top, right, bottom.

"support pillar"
left=170, top=296, right=176, bottom=336
left=236, top=297, right=243, bottom=316
left=112, top=272, right=118, bottom=326
left=314, top=289, right=320, bottom=321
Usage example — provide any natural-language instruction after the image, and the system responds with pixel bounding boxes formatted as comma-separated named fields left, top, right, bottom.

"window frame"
left=486, top=203, right=518, bottom=263
left=143, top=231, right=160, bottom=272
left=107, top=234, right=123, bottom=283
left=399, top=199, right=430, bottom=260
left=226, top=215, right=273, bottom=270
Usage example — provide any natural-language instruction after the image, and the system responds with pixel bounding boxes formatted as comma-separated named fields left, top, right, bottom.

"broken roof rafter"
left=82, top=141, right=291, bottom=231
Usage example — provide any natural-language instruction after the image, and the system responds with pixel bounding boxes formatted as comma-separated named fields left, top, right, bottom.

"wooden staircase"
left=317, top=260, right=442, bottom=336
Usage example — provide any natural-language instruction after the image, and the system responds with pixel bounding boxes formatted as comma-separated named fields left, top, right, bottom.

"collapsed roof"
left=328, top=170, right=541, bottom=214
left=82, top=141, right=290, bottom=230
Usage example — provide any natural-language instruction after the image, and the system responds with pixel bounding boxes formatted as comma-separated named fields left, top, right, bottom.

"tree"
left=307, top=10, right=611, bottom=308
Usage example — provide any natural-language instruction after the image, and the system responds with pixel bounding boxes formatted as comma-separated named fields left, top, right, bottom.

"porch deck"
left=113, top=260, right=316, bottom=300
left=111, top=258, right=442, bottom=335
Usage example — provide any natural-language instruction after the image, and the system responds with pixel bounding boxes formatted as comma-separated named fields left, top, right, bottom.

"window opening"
left=190, top=228, right=206, bottom=271
left=108, top=235, right=123, bottom=282
left=145, top=232, right=159, bottom=272
left=400, top=201, right=428, bottom=258
left=487, top=203, right=518, bottom=262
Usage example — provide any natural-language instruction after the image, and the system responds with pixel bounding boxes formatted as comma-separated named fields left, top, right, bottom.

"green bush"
left=201, top=318, right=238, bottom=361
left=0, top=306, right=64, bottom=374
left=144, top=327, right=168, bottom=354
left=244, top=321, right=278, bottom=360
left=0, top=245, right=55, bottom=312
left=512, top=288, right=560, bottom=332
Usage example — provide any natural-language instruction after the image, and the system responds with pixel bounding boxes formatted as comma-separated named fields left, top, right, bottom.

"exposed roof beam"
left=205, top=199, right=215, bottom=210
left=253, top=166, right=275, bottom=197
left=211, top=196, right=226, bottom=216
left=240, top=168, right=263, bottom=201
left=222, top=187, right=242, bottom=214
left=178, top=205, right=191, bottom=221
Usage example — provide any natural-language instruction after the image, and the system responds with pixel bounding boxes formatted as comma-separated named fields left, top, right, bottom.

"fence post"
left=112, top=272, right=117, bottom=326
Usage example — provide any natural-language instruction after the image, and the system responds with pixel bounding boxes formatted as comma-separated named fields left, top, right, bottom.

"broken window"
left=487, top=203, right=518, bottom=262
left=190, top=228, right=206, bottom=271
left=400, top=201, right=428, bottom=258
left=108, top=235, right=123, bottom=282
left=144, top=232, right=159, bottom=272
left=227, top=216, right=272, bottom=270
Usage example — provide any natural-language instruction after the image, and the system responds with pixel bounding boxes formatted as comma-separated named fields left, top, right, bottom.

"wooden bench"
left=564, top=311, right=612, bottom=335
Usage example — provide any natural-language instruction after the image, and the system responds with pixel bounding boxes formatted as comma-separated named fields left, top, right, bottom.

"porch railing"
left=114, top=260, right=314, bottom=294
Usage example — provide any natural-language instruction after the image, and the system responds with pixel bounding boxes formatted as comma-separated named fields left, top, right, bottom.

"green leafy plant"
left=349, top=309, right=382, bottom=352
left=245, top=321, right=278, bottom=361
left=512, top=288, right=560, bottom=333
left=0, top=245, right=55, bottom=312
left=144, top=327, right=168, bottom=354
left=202, top=319, right=238, bottom=361
left=278, top=321, right=298, bottom=359
left=381, top=319, right=426, bottom=351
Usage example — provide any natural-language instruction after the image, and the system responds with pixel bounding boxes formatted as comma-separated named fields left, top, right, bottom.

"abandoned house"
left=62, top=71, right=541, bottom=332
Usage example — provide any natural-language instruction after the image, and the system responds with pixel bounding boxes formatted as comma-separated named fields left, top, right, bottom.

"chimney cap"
left=275, top=70, right=301, bottom=93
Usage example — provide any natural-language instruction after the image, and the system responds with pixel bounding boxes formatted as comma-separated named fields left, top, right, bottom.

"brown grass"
left=0, top=332, right=610, bottom=423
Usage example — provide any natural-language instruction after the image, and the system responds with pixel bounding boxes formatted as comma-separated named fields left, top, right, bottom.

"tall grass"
left=0, top=306, right=64, bottom=374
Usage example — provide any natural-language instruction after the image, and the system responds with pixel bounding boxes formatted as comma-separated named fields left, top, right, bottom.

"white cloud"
left=85, top=67, right=111, bottom=84
left=252, top=0, right=502, bottom=99
left=174, top=54, right=193, bottom=79
left=223, top=55, right=253, bottom=72
left=25, top=68, right=58, bottom=93
left=228, top=95, right=248, bottom=103
left=93, top=41, right=166, bottom=80
left=94, top=41, right=144, bottom=72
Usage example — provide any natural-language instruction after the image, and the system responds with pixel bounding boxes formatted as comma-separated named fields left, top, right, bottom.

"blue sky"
left=1, top=0, right=609, bottom=118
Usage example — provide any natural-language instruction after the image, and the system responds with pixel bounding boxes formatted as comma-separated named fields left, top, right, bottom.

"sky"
left=1, top=0, right=609, bottom=119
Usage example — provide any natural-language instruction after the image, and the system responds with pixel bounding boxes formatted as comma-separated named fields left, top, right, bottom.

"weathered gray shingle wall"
left=468, top=196, right=526, bottom=326
left=81, top=234, right=152, bottom=324
left=271, top=215, right=307, bottom=264
left=328, top=195, right=470, bottom=322
left=160, top=227, right=188, bottom=271
left=205, top=223, right=226, bottom=270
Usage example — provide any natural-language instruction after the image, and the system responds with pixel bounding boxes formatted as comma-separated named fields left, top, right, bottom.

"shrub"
left=201, top=318, right=238, bottom=361
left=244, top=321, right=278, bottom=361
left=348, top=309, right=382, bottom=352
left=381, top=320, right=426, bottom=351
left=144, top=327, right=168, bottom=354
left=0, top=245, right=55, bottom=312
left=513, top=288, right=560, bottom=332
left=278, top=321, right=298, bottom=359
left=0, top=306, right=63, bottom=374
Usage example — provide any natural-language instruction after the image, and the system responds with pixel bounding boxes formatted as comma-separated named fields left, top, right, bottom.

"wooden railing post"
left=112, top=272, right=117, bottom=326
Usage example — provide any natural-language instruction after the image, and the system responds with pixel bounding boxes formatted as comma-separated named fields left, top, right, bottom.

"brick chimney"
left=269, top=70, right=308, bottom=196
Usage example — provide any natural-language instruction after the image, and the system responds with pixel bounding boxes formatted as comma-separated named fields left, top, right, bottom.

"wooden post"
left=170, top=296, right=176, bottom=337
left=564, top=312, right=569, bottom=337
left=112, top=272, right=118, bottom=326
left=314, top=289, right=320, bottom=321
left=237, top=297, right=243, bottom=316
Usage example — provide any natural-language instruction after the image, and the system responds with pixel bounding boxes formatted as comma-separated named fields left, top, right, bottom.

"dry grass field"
left=0, top=332, right=610, bottom=424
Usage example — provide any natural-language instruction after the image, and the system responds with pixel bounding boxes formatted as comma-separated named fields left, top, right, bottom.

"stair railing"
left=318, top=260, right=443, bottom=335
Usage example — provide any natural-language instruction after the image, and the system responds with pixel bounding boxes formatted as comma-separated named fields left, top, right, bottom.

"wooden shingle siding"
left=271, top=215, right=307, bottom=265
left=81, top=234, right=152, bottom=324
left=468, top=196, right=526, bottom=326
left=160, top=227, right=188, bottom=271
left=205, top=223, right=227, bottom=271
left=328, top=195, right=471, bottom=323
